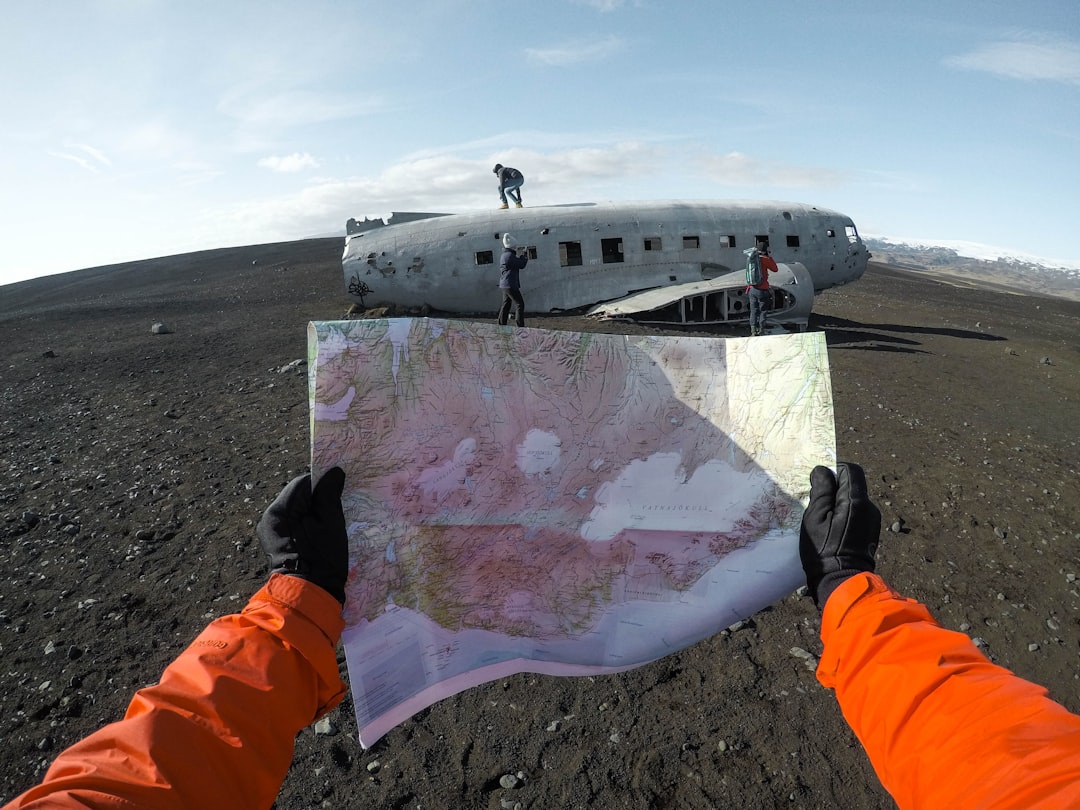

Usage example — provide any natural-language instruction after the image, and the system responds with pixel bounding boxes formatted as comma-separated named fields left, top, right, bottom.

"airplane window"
left=526, top=246, right=537, bottom=260
left=559, top=241, right=583, bottom=267
left=682, top=236, right=700, bottom=249
left=786, top=235, right=800, bottom=248
left=826, top=229, right=836, bottom=238
left=601, top=238, right=624, bottom=263
left=475, top=250, right=494, bottom=265
left=845, top=225, right=859, bottom=244
left=644, top=237, right=662, bottom=251
left=720, top=235, right=736, bottom=248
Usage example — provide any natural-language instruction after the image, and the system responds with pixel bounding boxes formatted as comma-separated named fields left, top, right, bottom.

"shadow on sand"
left=811, top=314, right=1006, bottom=354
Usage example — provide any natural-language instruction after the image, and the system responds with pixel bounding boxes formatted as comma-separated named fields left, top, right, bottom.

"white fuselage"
left=342, top=200, right=869, bottom=314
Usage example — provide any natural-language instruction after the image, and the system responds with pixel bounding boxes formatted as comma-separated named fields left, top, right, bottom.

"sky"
left=2, top=0, right=1079, bottom=286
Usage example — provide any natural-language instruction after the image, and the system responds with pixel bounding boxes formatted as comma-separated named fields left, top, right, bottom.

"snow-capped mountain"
left=863, top=237, right=1080, bottom=302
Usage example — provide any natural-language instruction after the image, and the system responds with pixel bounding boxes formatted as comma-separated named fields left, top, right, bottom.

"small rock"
left=151, top=322, right=172, bottom=335
left=1039, top=356, right=1052, bottom=365
left=717, top=739, right=728, bottom=752
left=546, top=720, right=560, bottom=732
left=366, top=760, right=381, bottom=774
left=1028, top=643, right=1040, bottom=652
left=21, top=512, right=40, bottom=527
left=499, top=773, right=521, bottom=790
left=789, top=647, right=818, bottom=671
left=890, top=521, right=903, bottom=534
left=42, top=350, right=56, bottom=358
left=276, top=359, right=306, bottom=374
left=993, top=526, right=1007, bottom=540
left=313, top=716, right=337, bottom=736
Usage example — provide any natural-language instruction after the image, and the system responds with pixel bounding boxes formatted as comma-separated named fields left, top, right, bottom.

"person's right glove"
left=257, top=467, right=348, bottom=605
left=799, top=462, right=881, bottom=608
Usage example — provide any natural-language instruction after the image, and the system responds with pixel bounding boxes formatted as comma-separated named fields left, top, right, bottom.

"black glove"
left=799, top=463, right=881, bottom=608
left=257, top=467, right=348, bottom=605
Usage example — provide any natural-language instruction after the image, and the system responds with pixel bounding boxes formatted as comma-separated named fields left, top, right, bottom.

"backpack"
left=744, top=250, right=763, bottom=286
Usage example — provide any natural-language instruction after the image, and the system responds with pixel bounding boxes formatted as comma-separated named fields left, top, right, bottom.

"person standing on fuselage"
left=493, top=164, right=524, bottom=209
left=498, top=233, right=528, bottom=327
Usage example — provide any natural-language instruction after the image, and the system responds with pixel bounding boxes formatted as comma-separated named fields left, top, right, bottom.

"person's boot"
left=515, top=202, right=523, bottom=208
left=499, top=203, right=509, bottom=209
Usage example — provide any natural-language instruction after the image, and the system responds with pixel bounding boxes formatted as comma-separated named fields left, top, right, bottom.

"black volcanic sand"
left=2, top=240, right=1079, bottom=809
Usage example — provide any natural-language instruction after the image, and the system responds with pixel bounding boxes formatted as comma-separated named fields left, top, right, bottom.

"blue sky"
left=3, top=0, right=1078, bottom=285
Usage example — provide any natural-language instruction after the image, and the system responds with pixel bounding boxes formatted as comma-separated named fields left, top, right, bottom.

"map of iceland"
left=308, top=319, right=835, bottom=746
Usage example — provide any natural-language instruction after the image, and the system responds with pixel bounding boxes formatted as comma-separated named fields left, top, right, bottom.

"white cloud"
left=258, top=152, right=320, bottom=173
left=946, top=35, right=1080, bottom=85
left=200, top=141, right=855, bottom=248
left=48, top=143, right=112, bottom=173
left=73, top=143, right=111, bottom=167
left=700, top=151, right=849, bottom=188
left=573, top=0, right=628, bottom=10
left=172, top=160, right=224, bottom=187
left=218, top=87, right=383, bottom=129
left=525, top=35, right=626, bottom=66
left=119, top=119, right=195, bottom=161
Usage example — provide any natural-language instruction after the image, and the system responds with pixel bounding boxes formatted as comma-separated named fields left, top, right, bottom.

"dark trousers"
left=498, top=288, right=525, bottom=327
left=749, top=286, right=771, bottom=331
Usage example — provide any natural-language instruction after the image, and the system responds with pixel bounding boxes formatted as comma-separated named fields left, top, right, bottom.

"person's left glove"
left=257, top=467, right=348, bottom=605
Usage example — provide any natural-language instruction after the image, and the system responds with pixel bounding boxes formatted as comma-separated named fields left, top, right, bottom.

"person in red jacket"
left=746, top=242, right=779, bottom=336
left=8, top=463, right=1080, bottom=808
left=800, top=463, right=1080, bottom=808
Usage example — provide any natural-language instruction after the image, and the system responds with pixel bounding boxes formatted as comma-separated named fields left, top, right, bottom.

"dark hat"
left=493, top=164, right=503, bottom=173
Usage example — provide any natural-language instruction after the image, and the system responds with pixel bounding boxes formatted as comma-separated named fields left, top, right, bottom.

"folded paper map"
left=308, top=319, right=835, bottom=747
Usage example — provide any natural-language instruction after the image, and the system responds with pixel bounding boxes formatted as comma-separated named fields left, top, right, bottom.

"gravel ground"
left=1, top=239, right=1078, bottom=808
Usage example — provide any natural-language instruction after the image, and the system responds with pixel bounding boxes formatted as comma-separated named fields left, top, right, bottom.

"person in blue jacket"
left=497, top=233, right=529, bottom=327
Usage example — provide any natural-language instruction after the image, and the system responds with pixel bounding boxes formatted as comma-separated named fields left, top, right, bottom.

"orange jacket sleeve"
left=4, top=574, right=347, bottom=810
left=817, top=572, right=1080, bottom=809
